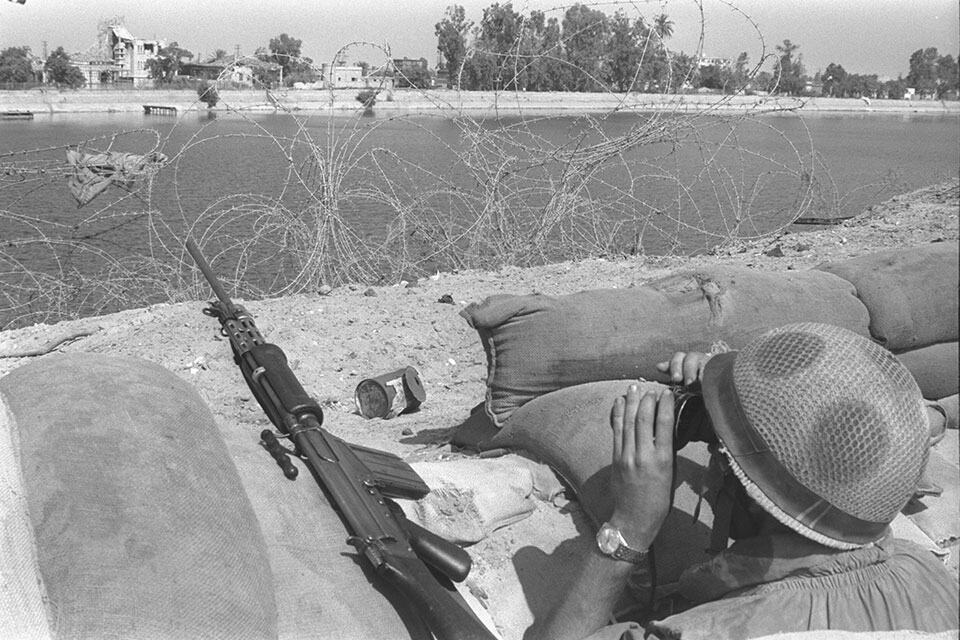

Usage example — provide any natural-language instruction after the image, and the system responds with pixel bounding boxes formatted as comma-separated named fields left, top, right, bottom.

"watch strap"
left=610, top=542, right=649, bottom=564
left=598, top=522, right=649, bottom=565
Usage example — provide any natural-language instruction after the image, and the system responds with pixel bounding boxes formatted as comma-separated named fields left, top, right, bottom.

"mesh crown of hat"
left=731, top=323, right=928, bottom=525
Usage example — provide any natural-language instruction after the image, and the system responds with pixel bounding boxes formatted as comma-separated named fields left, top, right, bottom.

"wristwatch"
left=596, top=522, right=649, bottom=564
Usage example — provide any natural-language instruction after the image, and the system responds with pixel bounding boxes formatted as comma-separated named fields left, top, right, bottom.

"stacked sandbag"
left=0, top=384, right=50, bottom=640
left=462, top=266, right=871, bottom=426
left=482, top=380, right=716, bottom=593
left=817, top=243, right=959, bottom=399
left=0, top=353, right=277, bottom=640
left=0, top=353, right=472, bottom=640
left=817, top=243, right=958, bottom=352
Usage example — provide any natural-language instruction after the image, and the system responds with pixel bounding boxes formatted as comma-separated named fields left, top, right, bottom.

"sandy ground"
left=0, top=180, right=958, bottom=638
left=3, top=87, right=959, bottom=116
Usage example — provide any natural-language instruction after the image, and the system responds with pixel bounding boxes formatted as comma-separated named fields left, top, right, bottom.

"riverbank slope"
left=0, top=180, right=958, bottom=639
left=3, top=87, right=959, bottom=116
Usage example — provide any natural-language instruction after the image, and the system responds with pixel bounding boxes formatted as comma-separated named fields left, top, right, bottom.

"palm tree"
left=653, top=13, right=674, bottom=40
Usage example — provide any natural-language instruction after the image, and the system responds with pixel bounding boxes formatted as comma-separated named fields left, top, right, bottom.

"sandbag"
left=0, top=390, right=51, bottom=640
left=398, top=458, right=540, bottom=544
left=462, top=266, right=871, bottom=426
left=817, top=243, right=959, bottom=352
left=896, top=342, right=959, bottom=399
left=0, top=353, right=277, bottom=639
left=485, top=380, right=716, bottom=590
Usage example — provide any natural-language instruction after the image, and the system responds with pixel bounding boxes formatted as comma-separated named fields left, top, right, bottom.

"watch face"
left=597, top=525, right=621, bottom=554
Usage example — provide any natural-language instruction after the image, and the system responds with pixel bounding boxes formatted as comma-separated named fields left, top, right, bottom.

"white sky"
left=1, top=0, right=957, bottom=79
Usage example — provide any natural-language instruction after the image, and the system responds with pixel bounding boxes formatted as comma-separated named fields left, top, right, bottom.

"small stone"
left=401, top=427, right=413, bottom=436
left=763, top=245, right=785, bottom=258
left=318, top=284, right=333, bottom=296
left=437, top=294, right=454, bottom=304
left=363, top=288, right=377, bottom=297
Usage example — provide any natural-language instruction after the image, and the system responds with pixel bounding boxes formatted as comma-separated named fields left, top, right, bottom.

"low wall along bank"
left=2, top=88, right=959, bottom=116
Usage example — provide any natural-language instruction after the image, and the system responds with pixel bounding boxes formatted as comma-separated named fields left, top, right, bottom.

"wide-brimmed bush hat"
left=701, top=322, right=929, bottom=549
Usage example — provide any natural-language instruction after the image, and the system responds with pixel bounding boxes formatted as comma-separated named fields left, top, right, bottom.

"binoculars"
left=672, top=384, right=718, bottom=451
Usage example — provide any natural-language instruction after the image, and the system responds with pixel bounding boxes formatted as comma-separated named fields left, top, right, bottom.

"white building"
left=72, top=18, right=162, bottom=87
left=319, top=62, right=394, bottom=90
left=697, top=56, right=731, bottom=69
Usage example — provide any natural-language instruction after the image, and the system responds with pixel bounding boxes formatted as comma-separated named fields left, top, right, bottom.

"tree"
left=822, top=62, right=847, bottom=97
left=355, top=89, right=377, bottom=115
left=562, top=3, right=610, bottom=91
left=605, top=10, right=642, bottom=92
left=882, top=77, right=906, bottom=100
left=147, top=42, right=193, bottom=83
left=475, top=2, right=524, bottom=89
left=653, top=13, right=674, bottom=41
left=774, top=39, right=805, bottom=95
left=266, top=33, right=315, bottom=86
left=268, top=33, right=301, bottom=76
left=43, top=46, right=85, bottom=88
left=197, top=80, right=219, bottom=108
left=732, top=51, right=751, bottom=90
left=906, top=47, right=940, bottom=97
left=698, top=64, right=725, bottom=90
left=0, top=46, right=34, bottom=84
left=936, top=53, right=958, bottom=97
left=435, top=4, right=472, bottom=88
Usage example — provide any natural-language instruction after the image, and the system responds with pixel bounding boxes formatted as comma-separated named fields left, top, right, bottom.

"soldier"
left=533, top=323, right=958, bottom=640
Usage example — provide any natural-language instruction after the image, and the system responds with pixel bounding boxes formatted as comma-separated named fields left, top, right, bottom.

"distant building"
left=697, top=56, right=731, bottom=69
left=72, top=18, right=162, bottom=87
left=392, top=57, right=431, bottom=88
left=180, top=55, right=262, bottom=87
left=319, top=61, right=395, bottom=90
left=320, top=62, right=365, bottom=88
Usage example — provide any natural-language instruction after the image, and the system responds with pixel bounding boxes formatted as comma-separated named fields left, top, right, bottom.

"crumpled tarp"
left=66, top=149, right=167, bottom=206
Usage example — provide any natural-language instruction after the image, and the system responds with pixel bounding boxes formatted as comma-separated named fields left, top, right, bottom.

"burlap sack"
left=0, top=353, right=277, bottom=639
left=896, top=342, right=959, bottom=400
left=485, top=380, right=716, bottom=590
left=1, top=353, right=488, bottom=639
left=817, top=243, right=959, bottom=352
left=462, top=266, right=871, bottom=426
left=0, top=387, right=51, bottom=640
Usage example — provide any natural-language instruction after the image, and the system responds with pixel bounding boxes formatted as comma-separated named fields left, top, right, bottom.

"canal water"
left=1, top=107, right=958, bottom=327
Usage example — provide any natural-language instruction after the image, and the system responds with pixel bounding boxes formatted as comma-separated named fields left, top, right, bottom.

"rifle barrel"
left=185, top=238, right=235, bottom=309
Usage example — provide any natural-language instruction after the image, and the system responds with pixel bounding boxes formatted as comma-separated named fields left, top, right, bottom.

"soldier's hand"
left=608, top=384, right=674, bottom=550
left=657, top=351, right=712, bottom=387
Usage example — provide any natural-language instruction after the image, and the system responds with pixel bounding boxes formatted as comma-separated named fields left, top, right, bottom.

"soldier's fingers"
left=655, top=389, right=675, bottom=453
left=635, top=390, right=658, bottom=453
left=668, top=352, right=686, bottom=383
left=682, top=355, right=701, bottom=386
left=622, top=384, right=640, bottom=464
left=611, top=396, right=625, bottom=462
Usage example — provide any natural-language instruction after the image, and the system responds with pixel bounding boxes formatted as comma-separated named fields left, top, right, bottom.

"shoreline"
left=3, top=88, right=959, bottom=117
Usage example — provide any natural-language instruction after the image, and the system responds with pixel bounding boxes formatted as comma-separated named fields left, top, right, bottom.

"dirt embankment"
left=0, top=180, right=957, bottom=638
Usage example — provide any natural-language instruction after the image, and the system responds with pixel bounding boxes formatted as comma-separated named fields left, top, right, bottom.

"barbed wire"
left=1, top=0, right=846, bottom=330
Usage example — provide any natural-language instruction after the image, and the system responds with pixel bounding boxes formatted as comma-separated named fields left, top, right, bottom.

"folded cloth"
left=66, top=149, right=167, bottom=206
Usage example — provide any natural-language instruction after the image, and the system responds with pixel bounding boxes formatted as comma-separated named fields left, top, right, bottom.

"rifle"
left=186, top=239, right=497, bottom=640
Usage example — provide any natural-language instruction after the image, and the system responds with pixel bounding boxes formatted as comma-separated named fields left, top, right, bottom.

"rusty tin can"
left=354, top=366, right=426, bottom=419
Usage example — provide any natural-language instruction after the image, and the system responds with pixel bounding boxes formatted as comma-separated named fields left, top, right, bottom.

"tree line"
left=0, top=45, right=86, bottom=88
left=434, top=2, right=959, bottom=99
left=2, top=2, right=957, bottom=99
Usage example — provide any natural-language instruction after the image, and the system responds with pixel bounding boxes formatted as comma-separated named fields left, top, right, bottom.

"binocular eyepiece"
left=672, top=384, right=717, bottom=451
